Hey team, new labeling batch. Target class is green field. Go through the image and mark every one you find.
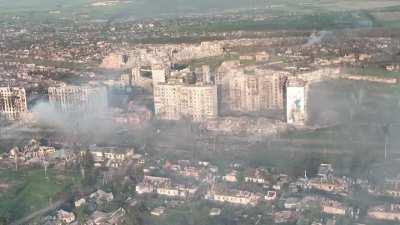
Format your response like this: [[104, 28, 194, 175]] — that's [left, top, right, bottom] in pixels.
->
[[0, 0, 282, 19], [0, 168, 79, 222], [186, 54, 239, 71], [179, 11, 380, 33]]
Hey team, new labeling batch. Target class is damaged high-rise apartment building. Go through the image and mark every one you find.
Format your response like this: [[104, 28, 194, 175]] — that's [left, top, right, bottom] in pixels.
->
[[0, 87, 28, 120], [216, 62, 289, 116], [285, 79, 307, 125], [154, 82, 218, 121], [153, 67, 218, 121], [48, 85, 108, 114]]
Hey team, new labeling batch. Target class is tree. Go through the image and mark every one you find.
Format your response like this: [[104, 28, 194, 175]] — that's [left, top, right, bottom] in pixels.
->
[[112, 177, 135, 202], [335, 216, 352, 225], [123, 206, 143, 225], [289, 152, 322, 178], [296, 203, 321, 225], [0, 216, 8, 225], [80, 149, 97, 186], [75, 205, 90, 224], [236, 169, 245, 185]]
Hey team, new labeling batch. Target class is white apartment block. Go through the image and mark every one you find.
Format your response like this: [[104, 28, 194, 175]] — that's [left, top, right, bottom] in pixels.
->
[[154, 83, 218, 121], [48, 85, 107, 113]]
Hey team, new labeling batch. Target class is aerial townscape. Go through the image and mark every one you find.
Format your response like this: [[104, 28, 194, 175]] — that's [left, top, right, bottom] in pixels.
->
[[2, 0, 400, 225]]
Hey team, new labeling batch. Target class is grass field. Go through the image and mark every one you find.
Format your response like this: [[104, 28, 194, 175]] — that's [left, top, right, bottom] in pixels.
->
[[179, 10, 380, 33], [186, 54, 239, 71], [0, 168, 79, 221]]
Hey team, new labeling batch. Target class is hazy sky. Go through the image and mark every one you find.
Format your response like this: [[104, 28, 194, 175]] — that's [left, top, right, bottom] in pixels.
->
[[0, 0, 269, 19]]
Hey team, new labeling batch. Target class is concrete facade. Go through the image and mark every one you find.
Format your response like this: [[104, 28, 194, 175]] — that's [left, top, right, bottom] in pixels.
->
[[0, 87, 27, 120], [154, 83, 218, 121]]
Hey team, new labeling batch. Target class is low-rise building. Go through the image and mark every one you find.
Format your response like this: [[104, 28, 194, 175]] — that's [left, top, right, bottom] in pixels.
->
[[244, 168, 270, 184], [156, 184, 198, 198], [84, 146, 134, 168], [273, 211, 298, 224], [209, 208, 221, 216], [302, 196, 347, 216], [223, 170, 238, 183], [273, 174, 290, 190], [136, 182, 155, 195], [255, 52, 270, 62], [8, 140, 58, 162], [370, 177, 400, 198], [90, 189, 114, 203], [368, 204, 400, 221], [56, 210, 75, 224], [309, 177, 349, 195], [90, 207, 126, 225], [321, 200, 346, 216], [265, 191, 277, 201], [284, 197, 300, 209], [151, 207, 166, 216], [166, 161, 201, 175], [179, 166, 202, 180], [136, 175, 198, 198], [317, 163, 334, 180], [74, 198, 86, 208], [205, 185, 262, 206]]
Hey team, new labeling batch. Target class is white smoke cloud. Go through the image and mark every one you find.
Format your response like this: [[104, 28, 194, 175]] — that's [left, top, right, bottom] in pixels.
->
[[304, 30, 333, 46]]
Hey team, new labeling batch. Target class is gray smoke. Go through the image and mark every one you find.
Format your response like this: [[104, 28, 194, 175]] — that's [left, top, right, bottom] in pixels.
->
[[305, 30, 333, 46], [0, 99, 118, 151]]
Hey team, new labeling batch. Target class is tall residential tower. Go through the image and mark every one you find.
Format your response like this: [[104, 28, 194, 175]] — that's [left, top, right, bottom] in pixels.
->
[[48, 85, 107, 113], [285, 79, 306, 125], [0, 87, 27, 120], [154, 82, 218, 121]]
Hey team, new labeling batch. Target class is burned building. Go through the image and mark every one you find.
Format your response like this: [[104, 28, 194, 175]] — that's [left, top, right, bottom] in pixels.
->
[[48, 85, 108, 114], [0, 87, 27, 120], [154, 81, 218, 121], [216, 64, 288, 115], [285, 78, 307, 125], [122, 63, 170, 91], [227, 69, 287, 113], [195, 64, 211, 84]]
